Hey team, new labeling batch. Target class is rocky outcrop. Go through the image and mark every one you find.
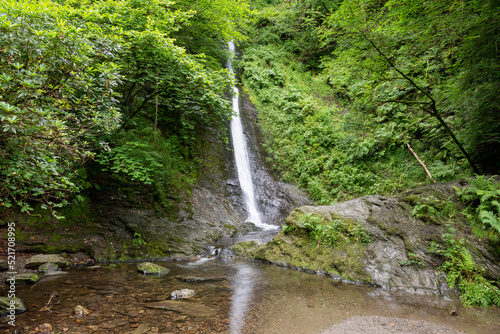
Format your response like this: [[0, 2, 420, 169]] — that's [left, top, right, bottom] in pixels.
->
[[237, 181, 500, 297]]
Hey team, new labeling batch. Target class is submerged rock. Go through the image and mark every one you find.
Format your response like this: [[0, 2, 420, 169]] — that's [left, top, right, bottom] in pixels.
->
[[74, 305, 91, 317], [175, 275, 226, 283], [5, 273, 40, 285], [171, 289, 196, 300], [0, 259, 8, 271], [137, 262, 170, 275], [43, 271, 70, 277], [247, 181, 500, 297], [0, 297, 27, 316], [144, 300, 217, 317]]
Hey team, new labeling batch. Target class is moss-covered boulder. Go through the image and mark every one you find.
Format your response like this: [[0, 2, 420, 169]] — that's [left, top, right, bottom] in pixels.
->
[[246, 181, 500, 298], [0, 297, 27, 316], [137, 262, 170, 275], [5, 273, 40, 285]]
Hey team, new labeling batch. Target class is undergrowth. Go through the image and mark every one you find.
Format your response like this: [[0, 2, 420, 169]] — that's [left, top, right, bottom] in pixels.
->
[[239, 15, 471, 205], [96, 118, 196, 208], [430, 226, 500, 307], [287, 212, 371, 246], [455, 176, 500, 244]]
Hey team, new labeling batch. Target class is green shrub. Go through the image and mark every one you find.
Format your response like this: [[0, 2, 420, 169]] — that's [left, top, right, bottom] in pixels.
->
[[455, 176, 500, 236], [295, 213, 371, 246], [431, 227, 500, 307]]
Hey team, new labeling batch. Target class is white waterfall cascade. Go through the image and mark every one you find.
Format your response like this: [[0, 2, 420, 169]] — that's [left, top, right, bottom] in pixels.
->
[[228, 41, 276, 231]]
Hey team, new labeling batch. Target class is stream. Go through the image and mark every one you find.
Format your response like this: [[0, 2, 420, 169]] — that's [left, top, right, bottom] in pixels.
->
[[4, 258, 500, 333]]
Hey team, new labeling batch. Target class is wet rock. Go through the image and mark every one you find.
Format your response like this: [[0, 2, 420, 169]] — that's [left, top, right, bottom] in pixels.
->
[[132, 323, 150, 334], [34, 323, 52, 333], [0, 297, 27, 316], [251, 181, 500, 297], [144, 300, 217, 317], [73, 305, 91, 317], [175, 275, 227, 283], [43, 271, 70, 277], [171, 289, 196, 300], [0, 259, 8, 271], [87, 265, 102, 270], [137, 262, 170, 275], [230, 240, 265, 259], [5, 273, 40, 285], [70, 252, 94, 266], [38, 262, 59, 273], [25, 254, 68, 269]]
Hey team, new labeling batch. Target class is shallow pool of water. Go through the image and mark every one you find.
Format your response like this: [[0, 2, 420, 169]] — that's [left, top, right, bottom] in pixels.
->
[[3, 259, 500, 333]]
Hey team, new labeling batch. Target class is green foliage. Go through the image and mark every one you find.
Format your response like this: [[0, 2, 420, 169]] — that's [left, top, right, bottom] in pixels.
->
[[171, 0, 252, 66], [1, 0, 247, 213], [399, 252, 425, 269], [431, 227, 500, 307], [282, 224, 296, 233], [411, 196, 457, 223], [132, 232, 146, 247], [455, 176, 500, 239], [319, 0, 500, 172], [96, 119, 193, 207], [240, 43, 436, 204], [0, 0, 121, 213], [240, 0, 485, 205], [297, 213, 371, 246]]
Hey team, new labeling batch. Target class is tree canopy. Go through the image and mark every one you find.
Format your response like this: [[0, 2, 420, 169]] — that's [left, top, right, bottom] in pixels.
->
[[0, 0, 251, 213]]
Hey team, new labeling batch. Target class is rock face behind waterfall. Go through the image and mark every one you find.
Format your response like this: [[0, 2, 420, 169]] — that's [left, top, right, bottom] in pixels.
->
[[238, 89, 310, 225], [237, 181, 500, 297], [0, 98, 309, 261]]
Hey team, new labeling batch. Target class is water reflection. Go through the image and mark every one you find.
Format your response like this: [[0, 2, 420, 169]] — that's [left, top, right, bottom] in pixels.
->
[[3, 260, 500, 334], [230, 262, 259, 333]]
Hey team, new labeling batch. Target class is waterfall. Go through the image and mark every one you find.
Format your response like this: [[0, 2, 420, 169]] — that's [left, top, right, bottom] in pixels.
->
[[228, 41, 276, 231]]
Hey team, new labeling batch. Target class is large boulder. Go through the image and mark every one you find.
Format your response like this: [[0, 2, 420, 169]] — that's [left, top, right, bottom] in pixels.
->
[[246, 181, 500, 297]]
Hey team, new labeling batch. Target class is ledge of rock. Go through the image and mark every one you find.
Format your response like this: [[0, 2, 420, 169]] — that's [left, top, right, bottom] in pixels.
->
[[237, 181, 500, 297]]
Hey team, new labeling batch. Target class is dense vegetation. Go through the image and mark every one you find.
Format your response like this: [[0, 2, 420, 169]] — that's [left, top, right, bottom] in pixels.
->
[[0, 0, 251, 214], [240, 0, 499, 204]]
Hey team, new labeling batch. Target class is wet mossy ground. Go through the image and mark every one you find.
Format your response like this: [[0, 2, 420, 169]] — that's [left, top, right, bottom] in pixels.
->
[[251, 227, 370, 282]]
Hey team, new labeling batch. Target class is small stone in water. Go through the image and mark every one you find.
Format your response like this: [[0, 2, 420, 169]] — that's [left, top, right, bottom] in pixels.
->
[[35, 323, 52, 333], [74, 305, 91, 317], [171, 289, 196, 300]]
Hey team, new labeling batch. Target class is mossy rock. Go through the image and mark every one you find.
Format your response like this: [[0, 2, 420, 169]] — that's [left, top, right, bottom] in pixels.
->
[[5, 273, 40, 285], [137, 262, 170, 275], [0, 297, 26, 316], [230, 240, 265, 259], [38, 262, 59, 273]]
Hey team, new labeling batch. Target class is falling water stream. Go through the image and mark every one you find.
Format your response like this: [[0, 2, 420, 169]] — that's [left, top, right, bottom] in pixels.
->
[[227, 41, 278, 333], [228, 41, 276, 231]]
